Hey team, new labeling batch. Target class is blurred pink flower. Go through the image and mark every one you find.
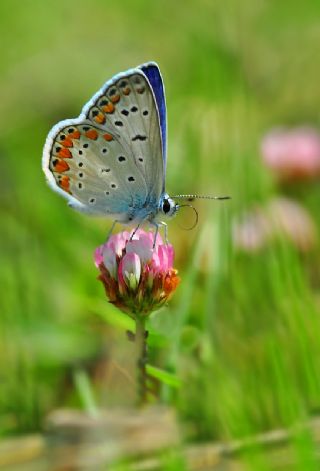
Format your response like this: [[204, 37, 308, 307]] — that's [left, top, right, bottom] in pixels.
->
[[233, 197, 316, 253], [94, 230, 180, 317], [261, 127, 320, 181]]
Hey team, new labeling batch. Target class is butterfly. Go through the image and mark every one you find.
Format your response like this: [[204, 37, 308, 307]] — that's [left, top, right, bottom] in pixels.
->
[[42, 62, 229, 242]]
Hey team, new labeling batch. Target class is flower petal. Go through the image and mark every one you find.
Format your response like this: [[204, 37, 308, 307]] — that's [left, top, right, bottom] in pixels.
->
[[107, 231, 130, 256], [118, 252, 141, 290], [94, 246, 104, 267], [126, 236, 153, 264], [261, 127, 320, 181], [166, 244, 174, 268], [103, 247, 118, 278]]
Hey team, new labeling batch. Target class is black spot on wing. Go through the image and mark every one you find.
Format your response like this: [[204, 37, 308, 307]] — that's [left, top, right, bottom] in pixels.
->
[[132, 135, 147, 142]]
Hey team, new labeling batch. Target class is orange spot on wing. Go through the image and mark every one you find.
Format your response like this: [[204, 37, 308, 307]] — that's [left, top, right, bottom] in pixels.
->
[[123, 87, 131, 95], [58, 148, 72, 158], [85, 129, 98, 140], [103, 133, 113, 141], [59, 175, 71, 192], [110, 94, 120, 104], [60, 138, 73, 147], [53, 159, 70, 173], [102, 103, 115, 113], [137, 87, 145, 94], [94, 112, 106, 124], [68, 130, 81, 139]]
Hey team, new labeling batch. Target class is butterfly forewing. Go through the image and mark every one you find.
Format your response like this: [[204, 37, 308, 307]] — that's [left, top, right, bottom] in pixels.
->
[[84, 71, 164, 202]]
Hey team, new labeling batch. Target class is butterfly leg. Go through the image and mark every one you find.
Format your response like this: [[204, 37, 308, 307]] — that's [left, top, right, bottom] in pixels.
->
[[162, 222, 169, 245], [105, 220, 118, 242], [149, 221, 161, 249], [129, 222, 142, 241]]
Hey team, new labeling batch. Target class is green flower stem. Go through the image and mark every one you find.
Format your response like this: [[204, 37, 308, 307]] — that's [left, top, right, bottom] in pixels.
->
[[135, 316, 148, 405]]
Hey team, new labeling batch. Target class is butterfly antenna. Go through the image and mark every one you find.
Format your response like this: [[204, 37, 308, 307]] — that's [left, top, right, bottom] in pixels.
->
[[178, 204, 199, 230], [173, 194, 231, 202]]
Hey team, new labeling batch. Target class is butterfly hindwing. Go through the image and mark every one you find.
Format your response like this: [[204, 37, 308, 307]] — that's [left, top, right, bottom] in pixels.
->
[[43, 120, 148, 217]]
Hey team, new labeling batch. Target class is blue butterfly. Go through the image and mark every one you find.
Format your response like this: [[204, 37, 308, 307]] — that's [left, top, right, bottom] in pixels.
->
[[42, 62, 228, 241]]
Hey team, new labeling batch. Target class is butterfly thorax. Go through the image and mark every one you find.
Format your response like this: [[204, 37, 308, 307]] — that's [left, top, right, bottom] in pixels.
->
[[122, 194, 160, 224], [118, 193, 177, 225]]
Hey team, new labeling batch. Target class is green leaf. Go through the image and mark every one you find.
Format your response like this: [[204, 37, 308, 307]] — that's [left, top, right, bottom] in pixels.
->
[[146, 365, 181, 389], [73, 368, 98, 418]]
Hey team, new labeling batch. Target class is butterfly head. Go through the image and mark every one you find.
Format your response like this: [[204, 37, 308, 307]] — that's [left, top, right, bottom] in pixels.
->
[[158, 193, 200, 230], [159, 193, 231, 229]]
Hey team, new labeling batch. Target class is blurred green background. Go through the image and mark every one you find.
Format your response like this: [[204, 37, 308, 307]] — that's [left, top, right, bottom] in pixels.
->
[[1, 0, 320, 468]]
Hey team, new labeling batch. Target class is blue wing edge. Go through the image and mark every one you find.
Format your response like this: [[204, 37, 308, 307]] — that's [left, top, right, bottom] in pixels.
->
[[139, 62, 167, 168]]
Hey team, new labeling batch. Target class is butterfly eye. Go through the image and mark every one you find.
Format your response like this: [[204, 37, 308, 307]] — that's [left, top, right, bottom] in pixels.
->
[[161, 197, 177, 217], [162, 199, 171, 214]]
